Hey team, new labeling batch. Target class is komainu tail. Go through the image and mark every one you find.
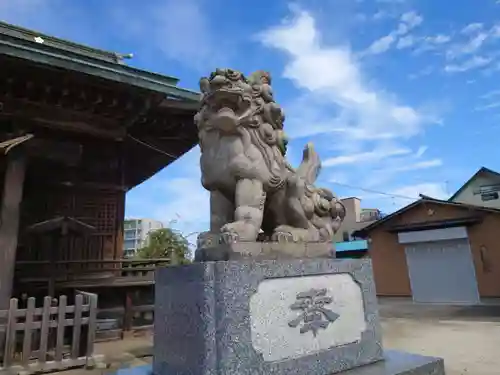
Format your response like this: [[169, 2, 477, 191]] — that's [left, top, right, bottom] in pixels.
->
[[296, 142, 321, 185]]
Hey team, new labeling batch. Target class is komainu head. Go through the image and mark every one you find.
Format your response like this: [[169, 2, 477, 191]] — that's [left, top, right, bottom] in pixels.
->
[[194, 68, 287, 152]]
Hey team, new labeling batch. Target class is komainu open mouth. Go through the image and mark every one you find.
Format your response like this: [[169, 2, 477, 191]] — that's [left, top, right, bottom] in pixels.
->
[[209, 88, 243, 112], [205, 86, 251, 133]]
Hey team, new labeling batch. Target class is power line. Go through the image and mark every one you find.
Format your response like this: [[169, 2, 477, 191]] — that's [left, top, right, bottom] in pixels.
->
[[127, 134, 177, 159], [330, 181, 419, 200], [124, 135, 445, 203]]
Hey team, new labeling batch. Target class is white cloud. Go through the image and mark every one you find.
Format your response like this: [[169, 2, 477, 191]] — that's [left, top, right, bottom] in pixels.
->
[[361, 182, 448, 214], [447, 32, 489, 59], [364, 10, 423, 55], [366, 34, 396, 54], [474, 100, 500, 111], [461, 23, 483, 35], [412, 34, 452, 54], [2, 0, 226, 72], [480, 89, 500, 99], [323, 148, 411, 167], [354, 13, 368, 23], [348, 182, 448, 213], [415, 145, 428, 158], [260, 8, 428, 147], [329, 171, 350, 184], [373, 10, 390, 21], [0, 0, 47, 17], [362, 150, 442, 188], [427, 34, 452, 44], [153, 0, 216, 65], [408, 66, 433, 79], [389, 158, 443, 172], [491, 24, 500, 38], [444, 56, 492, 73], [400, 11, 423, 29], [126, 147, 210, 239], [390, 183, 448, 202], [155, 177, 210, 235], [446, 22, 500, 60], [153, 147, 210, 236], [111, 0, 228, 71], [396, 35, 415, 49], [259, 6, 444, 207]]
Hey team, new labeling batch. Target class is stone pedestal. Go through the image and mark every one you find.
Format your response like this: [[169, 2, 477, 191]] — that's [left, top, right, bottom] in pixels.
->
[[194, 238, 333, 261], [195, 232, 335, 261], [153, 259, 445, 375]]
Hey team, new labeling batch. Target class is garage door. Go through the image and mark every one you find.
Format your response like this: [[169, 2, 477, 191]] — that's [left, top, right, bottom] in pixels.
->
[[405, 239, 480, 304]]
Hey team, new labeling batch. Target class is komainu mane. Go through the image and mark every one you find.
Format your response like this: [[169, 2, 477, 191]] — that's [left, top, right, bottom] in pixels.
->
[[194, 68, 346, 244]]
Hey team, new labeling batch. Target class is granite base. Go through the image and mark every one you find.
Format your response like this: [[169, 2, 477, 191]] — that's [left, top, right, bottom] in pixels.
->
[[154, 259, 384, 375], [153, 258, 446, 375], [113, 350, 444, 375]]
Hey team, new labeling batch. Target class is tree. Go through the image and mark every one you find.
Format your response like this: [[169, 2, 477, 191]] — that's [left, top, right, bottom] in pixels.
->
[[135, 227, 191, 264]]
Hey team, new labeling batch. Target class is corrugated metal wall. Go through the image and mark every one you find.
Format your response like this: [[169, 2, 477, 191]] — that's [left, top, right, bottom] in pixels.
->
[[405, 239, 480, 304]]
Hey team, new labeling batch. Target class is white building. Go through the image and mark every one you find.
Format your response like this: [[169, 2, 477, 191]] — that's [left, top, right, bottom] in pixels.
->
[[448, 167, 500, 209], [123, 218, 164, 258]]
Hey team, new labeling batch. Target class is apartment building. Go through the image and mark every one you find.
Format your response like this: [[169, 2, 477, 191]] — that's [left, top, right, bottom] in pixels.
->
[[123, 218, 164, 258], [333, 198, 382, 242], [333, 197, 383, 258]]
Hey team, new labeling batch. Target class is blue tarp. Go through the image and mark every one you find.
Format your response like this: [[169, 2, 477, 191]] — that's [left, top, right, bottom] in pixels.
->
[[335, 240, 368, 252], [113, 365, 152, 375]]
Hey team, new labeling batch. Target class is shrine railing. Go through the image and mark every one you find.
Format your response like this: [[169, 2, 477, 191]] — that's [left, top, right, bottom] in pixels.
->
[[13, 259, 171, 341], [14, 258, 171, 287], [0, 291, 102, 374]]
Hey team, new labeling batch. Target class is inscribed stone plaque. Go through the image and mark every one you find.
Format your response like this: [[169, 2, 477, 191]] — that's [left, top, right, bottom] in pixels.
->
[[250, 274, 366, 362], [154, 259, 385, 375]]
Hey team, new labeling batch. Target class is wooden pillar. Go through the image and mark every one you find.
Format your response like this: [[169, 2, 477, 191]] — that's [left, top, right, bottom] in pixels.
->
[[0, 153, 26, 310], [113, 141, 125, 260], [123, 290, 133, 336]]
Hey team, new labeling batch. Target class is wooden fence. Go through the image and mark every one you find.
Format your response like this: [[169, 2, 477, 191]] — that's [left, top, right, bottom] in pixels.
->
[[0, 291, 102, 374]]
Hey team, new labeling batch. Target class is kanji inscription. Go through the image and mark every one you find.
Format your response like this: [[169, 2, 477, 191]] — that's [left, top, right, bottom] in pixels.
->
[[288, 288, 339, 336]]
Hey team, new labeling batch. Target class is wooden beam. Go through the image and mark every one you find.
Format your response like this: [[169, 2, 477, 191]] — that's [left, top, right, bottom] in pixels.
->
[[0, 96, 125, 140], [54, 181, 128, 191], [158, 98, 200, 111], [25, 139, 82, 165], [0, 152, 26, 310]]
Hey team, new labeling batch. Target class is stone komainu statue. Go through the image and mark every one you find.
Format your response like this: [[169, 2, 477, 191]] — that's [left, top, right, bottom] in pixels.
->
[[194, 68, 346, 245]]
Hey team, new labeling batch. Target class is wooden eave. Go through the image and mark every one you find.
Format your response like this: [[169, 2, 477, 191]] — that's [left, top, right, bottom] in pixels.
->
[[124, 102, 199, 187], [386, 216, 483, 233], [0, 22, 202, 188], [0, 22, 200, 102]]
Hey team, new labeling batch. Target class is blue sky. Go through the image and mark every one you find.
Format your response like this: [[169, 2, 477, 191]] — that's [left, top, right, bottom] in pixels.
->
[[3, 0, 500, 239]]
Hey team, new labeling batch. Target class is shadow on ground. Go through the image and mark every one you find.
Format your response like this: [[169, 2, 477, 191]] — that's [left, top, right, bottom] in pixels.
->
[[378, 297, 500, 321]]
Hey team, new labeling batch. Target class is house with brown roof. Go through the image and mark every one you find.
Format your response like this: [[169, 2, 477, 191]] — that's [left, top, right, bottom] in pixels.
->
[[353, 168, 500, 304]]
